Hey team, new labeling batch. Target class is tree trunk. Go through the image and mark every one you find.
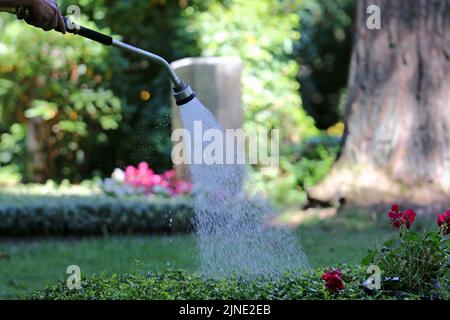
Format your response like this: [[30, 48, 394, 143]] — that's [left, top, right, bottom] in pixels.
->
[[26, 118, 48, 183], [309, 0, 450, 208]]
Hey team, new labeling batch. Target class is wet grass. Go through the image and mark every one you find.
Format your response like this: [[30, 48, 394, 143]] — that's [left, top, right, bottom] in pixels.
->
[[0, 208, 438, 299]]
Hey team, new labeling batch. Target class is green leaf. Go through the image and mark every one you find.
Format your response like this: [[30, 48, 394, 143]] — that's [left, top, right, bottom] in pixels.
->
[[361, 248, 377, 266], [0, 78, 14, 96], [58, 121, 88, 136], [25, 100, 58, 120], [382, 238, 396, 248]]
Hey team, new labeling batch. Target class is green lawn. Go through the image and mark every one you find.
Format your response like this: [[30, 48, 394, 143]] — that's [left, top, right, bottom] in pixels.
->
[[0, 208, 436, 299], [0, 235, 199, 299]]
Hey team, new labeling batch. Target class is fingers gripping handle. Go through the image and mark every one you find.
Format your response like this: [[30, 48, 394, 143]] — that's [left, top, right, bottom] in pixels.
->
[[9, 6, 113, 46], [63, 17, 113, 46]]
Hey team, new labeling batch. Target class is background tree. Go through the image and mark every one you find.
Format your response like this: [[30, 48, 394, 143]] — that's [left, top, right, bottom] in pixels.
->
[[310, 0, 450, 207]]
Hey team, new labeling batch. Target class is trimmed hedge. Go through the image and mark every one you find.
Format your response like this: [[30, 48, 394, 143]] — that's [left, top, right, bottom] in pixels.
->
[[0, 193, 194, 236], [30, 268, 448, 300]]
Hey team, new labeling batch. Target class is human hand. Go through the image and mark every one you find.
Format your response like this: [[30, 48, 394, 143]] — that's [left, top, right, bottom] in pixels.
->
[[24, 0, 66, 33]]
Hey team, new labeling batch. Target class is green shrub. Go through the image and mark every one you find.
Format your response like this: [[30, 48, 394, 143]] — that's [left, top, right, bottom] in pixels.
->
[[0, 15, 123, 182], [0, 193, 194, 236], [363, 227, 449, 296], [29, 267, 448, 300]]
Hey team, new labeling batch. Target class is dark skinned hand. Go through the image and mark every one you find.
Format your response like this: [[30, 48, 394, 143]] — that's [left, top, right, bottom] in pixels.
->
[[24, 0, 66, 33]]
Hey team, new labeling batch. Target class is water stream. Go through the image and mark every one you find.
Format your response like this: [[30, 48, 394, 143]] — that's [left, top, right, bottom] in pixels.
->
[[179, 97, 309, 278]]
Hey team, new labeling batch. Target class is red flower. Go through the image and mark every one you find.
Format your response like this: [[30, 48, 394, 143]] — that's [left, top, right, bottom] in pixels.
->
[[437, 210, 450, 235], [402, 209, 416, 229], [322, 269, 344, 292], [388, 205, 416, 229], [388, 204, 402, 228]]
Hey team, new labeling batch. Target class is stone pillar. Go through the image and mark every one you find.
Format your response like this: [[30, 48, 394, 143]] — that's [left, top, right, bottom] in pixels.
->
[[171, 57, 244, 180]]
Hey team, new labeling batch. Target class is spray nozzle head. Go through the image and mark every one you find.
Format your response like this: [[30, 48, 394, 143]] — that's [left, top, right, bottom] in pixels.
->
[[173, 81, 196, 106]]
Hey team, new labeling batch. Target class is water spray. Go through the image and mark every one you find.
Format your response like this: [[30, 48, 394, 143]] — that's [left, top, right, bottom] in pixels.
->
[[0, 6, 196, 106]]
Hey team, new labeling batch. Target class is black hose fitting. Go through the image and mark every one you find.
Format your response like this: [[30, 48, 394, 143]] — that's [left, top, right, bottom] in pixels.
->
[[173, 81, 196, 106]]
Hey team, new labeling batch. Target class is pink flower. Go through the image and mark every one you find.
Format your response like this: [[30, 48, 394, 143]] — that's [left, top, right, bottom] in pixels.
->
[[125, 166, 138, 186], [140, 172, 154, 188], [174, 181, 192, 195], [138, 162, 149, 172], [150, 174, 162, 185], [121, 163, 191, 197], [163, 169, 176, 180]]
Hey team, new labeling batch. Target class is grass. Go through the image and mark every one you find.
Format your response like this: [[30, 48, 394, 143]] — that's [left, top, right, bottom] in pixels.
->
[[0, 207, 438, 299], [298, 208, 395, 266], [0, 235, 198, 299]]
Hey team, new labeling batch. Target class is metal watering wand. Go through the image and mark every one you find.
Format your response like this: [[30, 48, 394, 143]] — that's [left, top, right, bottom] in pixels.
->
[[0, 6, 196, 106]]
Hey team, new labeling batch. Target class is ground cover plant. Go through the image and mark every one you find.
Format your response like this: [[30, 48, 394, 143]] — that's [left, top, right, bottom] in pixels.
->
[[30, 266, 449, 300]]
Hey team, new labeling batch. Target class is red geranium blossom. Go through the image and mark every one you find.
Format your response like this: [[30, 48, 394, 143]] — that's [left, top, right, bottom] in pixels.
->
[[437, 210, 450, 235], [402, 209, 416, 229], [322, 269, 345, 292], [388, 204, 403, 228], [388, 204, 416, 229]]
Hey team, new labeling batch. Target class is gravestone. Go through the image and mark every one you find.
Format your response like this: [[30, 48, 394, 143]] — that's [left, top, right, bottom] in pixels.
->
[[171, 57, 244, 180]]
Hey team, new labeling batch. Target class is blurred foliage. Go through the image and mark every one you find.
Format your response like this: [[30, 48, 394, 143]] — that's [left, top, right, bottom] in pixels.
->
[[296, 0, 355, 129], [186, 0, 317, 137], [249, 134, 340, 206], [0, 14, 122, 182], [69, 0, 203, 175], [0, 123, 26, 184]]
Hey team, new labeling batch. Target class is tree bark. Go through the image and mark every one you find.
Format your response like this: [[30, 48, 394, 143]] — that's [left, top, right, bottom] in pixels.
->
[[309, 0, 450, 207]]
